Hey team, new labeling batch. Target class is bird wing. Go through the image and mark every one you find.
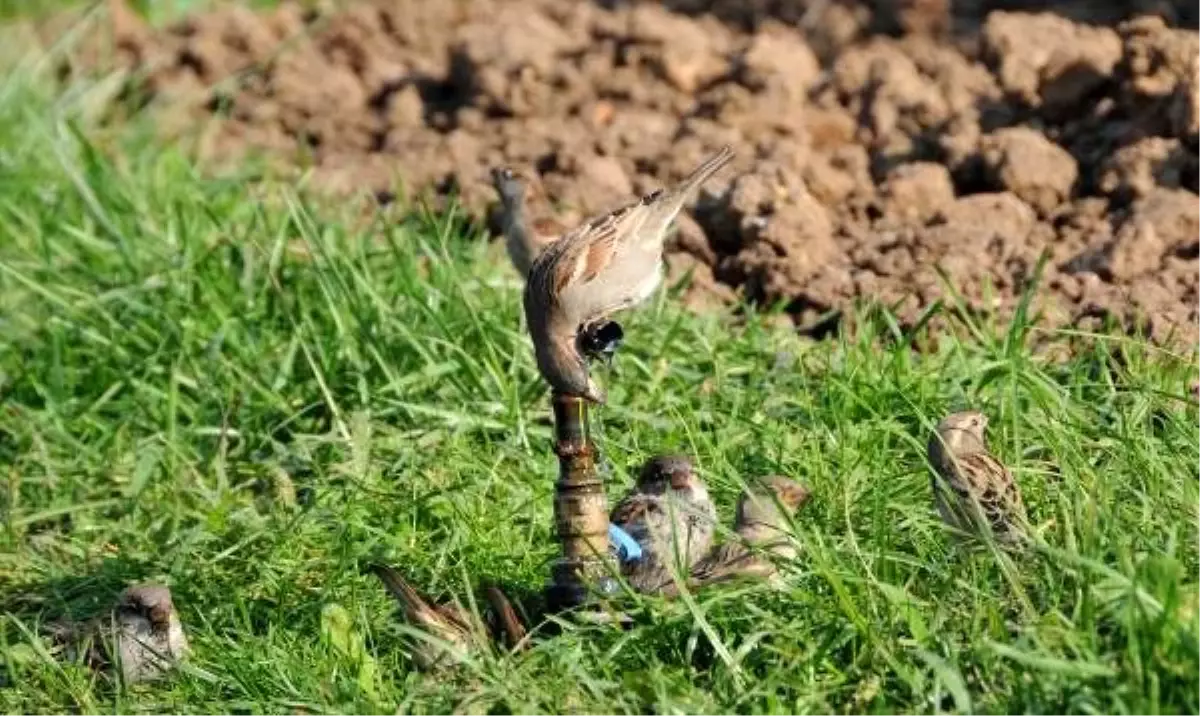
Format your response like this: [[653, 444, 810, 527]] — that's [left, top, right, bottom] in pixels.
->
[[949, 452, 1027, 539], [370, 564, 473, 636], [549, 204, 642, 295], [483, 585, 527, 651], [525, 189, 671, 326], [653, 540, 776, 597], [524, 214, 619, 317], [960, 452, 1022, 507], [530, 216, 567, 245], [609, 492, 657, 531], [689, 542, 755, 583]]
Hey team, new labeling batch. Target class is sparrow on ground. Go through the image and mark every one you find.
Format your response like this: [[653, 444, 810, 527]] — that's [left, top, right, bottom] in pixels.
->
[[658, 475, 811, 595], [523, 146, 735, 402], [609, 455, 719, 593], [490, 167, 568, 279], [52, 583, 189, 684], [927, 410, 1029, 546], [368, 563, 526, 671]]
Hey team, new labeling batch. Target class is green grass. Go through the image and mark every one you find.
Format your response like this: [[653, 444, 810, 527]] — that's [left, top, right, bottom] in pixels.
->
[[0, 0, 283, 24], [1, 22, 1198, 716]]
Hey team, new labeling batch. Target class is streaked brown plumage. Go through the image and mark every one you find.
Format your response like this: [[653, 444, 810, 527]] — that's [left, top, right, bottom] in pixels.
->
[[658, 475, 811, 595], [368, 564, 526, 672], [523, 146, 735, 402], [52, 583, 189, 684], [927, 410, 1029, 546], [491, 167, 568, 278], [609, 455, 718, 593]]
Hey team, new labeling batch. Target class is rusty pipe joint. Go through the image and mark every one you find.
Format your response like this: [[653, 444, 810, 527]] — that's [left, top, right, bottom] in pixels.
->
[[545, 392, 619, 611]]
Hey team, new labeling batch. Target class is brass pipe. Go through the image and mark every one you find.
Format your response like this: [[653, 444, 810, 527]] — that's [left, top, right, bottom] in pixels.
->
[[545, 392, 619, 611]]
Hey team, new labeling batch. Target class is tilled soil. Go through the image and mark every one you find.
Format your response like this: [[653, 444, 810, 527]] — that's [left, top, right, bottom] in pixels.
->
[[56, 0, 1200, 346]]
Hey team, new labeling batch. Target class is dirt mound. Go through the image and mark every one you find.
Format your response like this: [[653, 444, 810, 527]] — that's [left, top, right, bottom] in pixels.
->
[[58, 0, 1199, 346]]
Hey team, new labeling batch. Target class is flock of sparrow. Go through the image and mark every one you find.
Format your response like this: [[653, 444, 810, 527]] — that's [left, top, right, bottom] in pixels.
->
[[367, 145, 1031, 669], [365, 406, 1027, 672], [44, 147, 1031, 681]]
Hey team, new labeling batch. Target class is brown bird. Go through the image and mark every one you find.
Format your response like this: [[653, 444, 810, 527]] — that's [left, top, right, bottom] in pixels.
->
[[659, 475, 811, 595], [491, 167, 627, 368], [490, 167, 568, 279], [927, 410, 1029, 546], [523, 146, 735, 403], [609, 455, 719, 593], [368, 564, 526, 671], [52, 583, 190, 684]]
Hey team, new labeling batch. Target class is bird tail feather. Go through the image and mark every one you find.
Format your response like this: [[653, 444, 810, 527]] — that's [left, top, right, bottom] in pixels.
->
[[369, 563, 443, 628], [651, 145, 735, 221], [483, 584, 527, 650]]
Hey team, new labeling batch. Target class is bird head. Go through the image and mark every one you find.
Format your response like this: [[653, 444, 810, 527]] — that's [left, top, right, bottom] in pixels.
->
[[933, 410, 990, 453], [637, 454, 705, 500], [736, 475, 810, 531], [545, 337, 606, 403], [119, 584, 176, 632], [490, 166, 527, 207], [524, 280, 607, 404]]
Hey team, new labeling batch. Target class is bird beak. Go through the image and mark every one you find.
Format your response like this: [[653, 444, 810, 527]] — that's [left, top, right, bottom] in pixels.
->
[[584, 379, 607, 404], [668, 471, 692, 490], [784, 486, 812, 511], [148, 604, 171, 630]]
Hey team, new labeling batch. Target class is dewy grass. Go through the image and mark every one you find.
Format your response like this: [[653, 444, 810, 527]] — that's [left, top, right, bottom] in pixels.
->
[[1, 24, 1198, 716]]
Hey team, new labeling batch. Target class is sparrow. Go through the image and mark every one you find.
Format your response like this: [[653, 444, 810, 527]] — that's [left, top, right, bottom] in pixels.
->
[[490, 166, 568, 279], [609, 455, 718, 593], [492, 167, 628, 369], [52, 583, 189, 684], [368, 563, 526, 671], [658, 475, 811, 595], [523, 145, 735, 402], [927, 410, 1029, 546]]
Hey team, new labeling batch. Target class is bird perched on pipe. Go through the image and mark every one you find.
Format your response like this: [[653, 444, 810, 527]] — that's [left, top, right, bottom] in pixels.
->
[[522, 145, 735, 403], [492, 166, 626, 368], [609, 454, 718, 593], [51, 583, 189, 684], [656, 475, 811, 596], [927, 410, 1029, 547], [367, 563, 526, 672]]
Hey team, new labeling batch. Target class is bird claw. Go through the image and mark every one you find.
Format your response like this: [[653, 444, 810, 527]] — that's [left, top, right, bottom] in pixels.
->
[[577, 320, 625, 366]]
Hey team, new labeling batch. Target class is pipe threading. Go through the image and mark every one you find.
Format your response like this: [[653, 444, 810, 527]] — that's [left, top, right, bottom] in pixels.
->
[[547, 392, 618, 610]]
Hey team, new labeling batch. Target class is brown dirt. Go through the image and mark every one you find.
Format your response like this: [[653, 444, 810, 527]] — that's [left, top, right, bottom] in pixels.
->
[[54, 0, 1200, 347]]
